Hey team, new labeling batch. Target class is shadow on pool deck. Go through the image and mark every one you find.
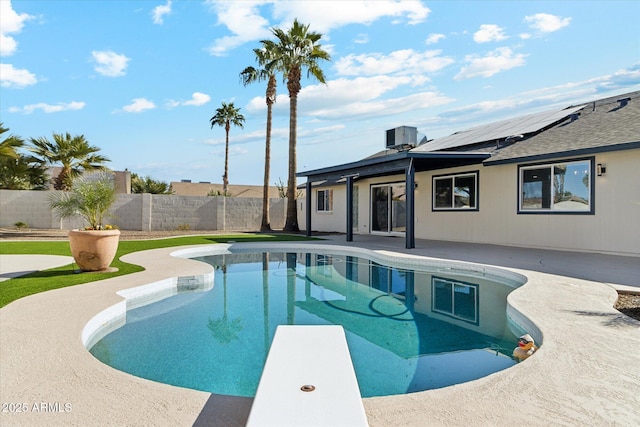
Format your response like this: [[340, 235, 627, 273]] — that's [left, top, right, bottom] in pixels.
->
[[192, 394, 252, 427]]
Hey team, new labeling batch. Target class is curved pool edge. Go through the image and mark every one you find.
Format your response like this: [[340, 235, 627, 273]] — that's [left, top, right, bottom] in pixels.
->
[[2, 241, 639, 426], [83, 242, 532, 353]]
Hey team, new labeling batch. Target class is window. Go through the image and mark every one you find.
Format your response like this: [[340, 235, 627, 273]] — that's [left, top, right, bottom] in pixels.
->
[[433, 171, 478, 210], [432, 277, 479, 324], [316, 254, 333, 277], [316, 189, 333, 212], [519, 159, 593, 213], [369, 261, 408, 298]]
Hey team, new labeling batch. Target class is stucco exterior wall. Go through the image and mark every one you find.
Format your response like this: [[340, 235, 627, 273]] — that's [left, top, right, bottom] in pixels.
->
[[300, 149, 640, 256], [0, 191, 286, 232]]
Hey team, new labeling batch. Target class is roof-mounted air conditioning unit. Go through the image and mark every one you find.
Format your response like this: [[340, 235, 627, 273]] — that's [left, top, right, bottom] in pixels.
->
[[386, 126, 417, 149]]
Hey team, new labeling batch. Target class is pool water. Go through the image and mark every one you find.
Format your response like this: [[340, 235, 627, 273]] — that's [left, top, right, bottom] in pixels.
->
[[90, 251, 520, 397]]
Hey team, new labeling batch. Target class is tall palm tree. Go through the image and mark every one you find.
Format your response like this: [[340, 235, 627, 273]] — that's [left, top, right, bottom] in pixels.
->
[[240, 47, 280, 231], [209, 102, 245, 195], [28, 132, 110, 190], [265, 19, 330, 232]]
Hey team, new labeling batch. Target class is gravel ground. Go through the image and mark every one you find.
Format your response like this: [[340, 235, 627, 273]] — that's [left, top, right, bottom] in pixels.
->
[[2, 227, 639, 321]]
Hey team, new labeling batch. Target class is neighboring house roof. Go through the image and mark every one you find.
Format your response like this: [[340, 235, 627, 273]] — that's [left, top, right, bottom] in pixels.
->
[[170, 181, 280, 198], [298, 90, 640, 182]]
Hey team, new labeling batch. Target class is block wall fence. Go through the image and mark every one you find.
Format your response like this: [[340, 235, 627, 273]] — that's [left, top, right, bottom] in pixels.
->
[[0, 190, 287, 231]]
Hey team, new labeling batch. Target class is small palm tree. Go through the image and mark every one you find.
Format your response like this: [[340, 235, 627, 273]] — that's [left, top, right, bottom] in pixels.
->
[[209, 102, 245, 195], [0, 154, 48, 190], [0, 123, 23, 160], [240, 46, 281, 231], [50, 173, 117, 230], [131, 173, 173, 194], [265, 19, 330, 231], [28, 132, 110, 191], [0, 123, 47, 190]]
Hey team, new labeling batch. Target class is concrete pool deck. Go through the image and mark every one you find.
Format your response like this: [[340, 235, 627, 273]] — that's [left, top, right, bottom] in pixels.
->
[[1, 234, 639, 426]]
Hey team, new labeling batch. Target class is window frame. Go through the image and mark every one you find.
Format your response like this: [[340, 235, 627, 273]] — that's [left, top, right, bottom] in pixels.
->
[[370, 181, 407, 235], [432, 170, 479, 211], [431, 276, 479, 325], [517, 157, 595, 215], [316, 188, 333, 213]]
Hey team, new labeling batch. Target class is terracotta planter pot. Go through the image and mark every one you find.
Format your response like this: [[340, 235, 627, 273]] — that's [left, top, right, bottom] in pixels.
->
[[68, 229, 120, 272]]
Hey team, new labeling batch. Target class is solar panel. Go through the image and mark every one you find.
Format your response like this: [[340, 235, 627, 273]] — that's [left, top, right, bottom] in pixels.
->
[[413, 105, 586, 152]]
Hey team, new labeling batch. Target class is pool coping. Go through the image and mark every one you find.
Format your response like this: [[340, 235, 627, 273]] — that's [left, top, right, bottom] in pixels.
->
[[1, 240, 639, 426]]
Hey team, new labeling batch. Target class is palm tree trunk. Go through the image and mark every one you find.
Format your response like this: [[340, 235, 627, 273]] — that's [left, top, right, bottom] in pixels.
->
[[261, 103, 273, 231], [55, 165, 72, 191], [284, 93, 299, 232], [223, 125, 230, 194]]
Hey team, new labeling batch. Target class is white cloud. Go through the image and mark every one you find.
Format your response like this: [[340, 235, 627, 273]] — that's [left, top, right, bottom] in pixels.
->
[[519, 33, 532, 40], [335, 49, 454, 76], [0, 0, 33, 56], [425, 33, 445, 45], [0, 63, 37, 88], [204, 0, 430, 55], [270, 0, 431, 31], [152, 0, 172, 24], [354, 33, 369, 44], [183, 92, 211, 106], [473, 24, 508, 43], [205, 1, 272, 56], [248, 74, 452, 123], [167, 92, 212, 108], [91, 50, 130, 77], [455, 47, 526, 79], [304, 89, 452, 120], [8, 101, 85, 114], [122, 98, 156, 113], [524, 13, 571, 33]]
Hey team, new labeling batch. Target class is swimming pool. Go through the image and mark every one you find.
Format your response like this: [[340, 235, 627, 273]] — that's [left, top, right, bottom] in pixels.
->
[[88, 245, 527, 398]]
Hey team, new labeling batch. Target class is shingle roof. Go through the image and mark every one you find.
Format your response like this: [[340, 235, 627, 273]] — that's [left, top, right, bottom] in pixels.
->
[[485, 90, 640, 164]]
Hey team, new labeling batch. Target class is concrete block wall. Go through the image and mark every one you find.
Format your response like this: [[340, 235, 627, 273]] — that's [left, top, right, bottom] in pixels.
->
[[110, 194, 145, 230], [268, 198, 286, 230], [149, 195, 218, 231], [0, 190, 287, 232], [0, 189, 57, 229]]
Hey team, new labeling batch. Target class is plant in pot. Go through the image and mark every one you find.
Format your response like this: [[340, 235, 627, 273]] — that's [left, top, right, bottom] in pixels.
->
[[50, 173, 120, 272]]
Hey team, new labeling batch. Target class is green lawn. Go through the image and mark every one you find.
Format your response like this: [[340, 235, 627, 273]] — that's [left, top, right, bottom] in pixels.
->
[[0, 233, 317, 308]]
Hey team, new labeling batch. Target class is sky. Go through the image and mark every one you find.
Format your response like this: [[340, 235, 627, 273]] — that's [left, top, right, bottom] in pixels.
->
[[1, 0, 639, 187]]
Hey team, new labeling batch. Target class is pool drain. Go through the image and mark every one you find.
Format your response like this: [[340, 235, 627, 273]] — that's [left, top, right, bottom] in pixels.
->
[[300, 384, 316, 392]]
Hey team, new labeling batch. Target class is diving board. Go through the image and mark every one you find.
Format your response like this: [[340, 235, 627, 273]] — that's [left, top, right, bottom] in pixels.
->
[[246, 325, 369, 427]]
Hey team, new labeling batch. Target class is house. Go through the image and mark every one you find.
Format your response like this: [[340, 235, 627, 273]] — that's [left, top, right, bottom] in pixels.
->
[[47, 167, 131, 194], [297, 91, 640, 256], [170, 181, 280, 198]]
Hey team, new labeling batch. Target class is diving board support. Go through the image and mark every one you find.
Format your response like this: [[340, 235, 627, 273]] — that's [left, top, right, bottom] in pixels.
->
[[246, 325, 369, 427]]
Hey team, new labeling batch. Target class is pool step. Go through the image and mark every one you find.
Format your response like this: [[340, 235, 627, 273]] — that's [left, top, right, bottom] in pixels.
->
[[246, 325, 369, 427]]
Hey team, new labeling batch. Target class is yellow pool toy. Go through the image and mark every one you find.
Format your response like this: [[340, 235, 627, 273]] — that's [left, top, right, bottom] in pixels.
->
[[513, 334, 537, 361]]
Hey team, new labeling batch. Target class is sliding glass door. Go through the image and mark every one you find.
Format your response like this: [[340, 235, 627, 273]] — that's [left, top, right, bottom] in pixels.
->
[[371, 183, 406, 234]]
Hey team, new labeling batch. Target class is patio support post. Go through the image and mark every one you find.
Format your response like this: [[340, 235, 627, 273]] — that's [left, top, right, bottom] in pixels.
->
[[305, 181, 312, 237], [405, 159, 415, 249], [346, 175, 354, 242]]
